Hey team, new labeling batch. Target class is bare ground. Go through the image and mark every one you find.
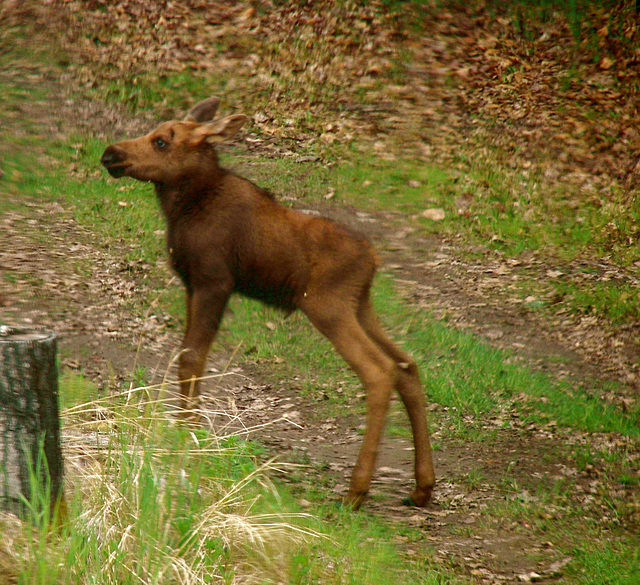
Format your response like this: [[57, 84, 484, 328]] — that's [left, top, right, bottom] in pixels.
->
[[3, 173, 630, 584], [1, 54, 639, 585]]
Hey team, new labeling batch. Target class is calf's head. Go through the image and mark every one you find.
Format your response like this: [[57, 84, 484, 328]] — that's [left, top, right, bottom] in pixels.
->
[[101, 96, 247, 186]]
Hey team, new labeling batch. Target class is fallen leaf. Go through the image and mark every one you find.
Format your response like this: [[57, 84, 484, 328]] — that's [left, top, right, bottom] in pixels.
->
[[422, 208, 445, 221], [599, 57, 615, 70], [546, 557, 572, 576], [517, 571, 542, 582]]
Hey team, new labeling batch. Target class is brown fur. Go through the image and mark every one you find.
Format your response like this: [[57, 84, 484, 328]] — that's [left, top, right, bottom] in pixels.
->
[[101, 97, 435, 509]]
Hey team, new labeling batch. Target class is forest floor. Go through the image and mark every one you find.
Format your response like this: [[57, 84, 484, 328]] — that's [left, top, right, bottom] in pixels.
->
[[1, 1, 639, 583]]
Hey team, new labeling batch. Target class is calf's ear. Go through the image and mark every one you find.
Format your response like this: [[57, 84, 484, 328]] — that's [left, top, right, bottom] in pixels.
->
[[193, 115, 248, 144], [183, 97, 221, 123]]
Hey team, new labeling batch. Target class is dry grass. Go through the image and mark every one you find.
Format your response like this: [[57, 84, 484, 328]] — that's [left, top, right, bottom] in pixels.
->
[[0, 381, 324, 585]]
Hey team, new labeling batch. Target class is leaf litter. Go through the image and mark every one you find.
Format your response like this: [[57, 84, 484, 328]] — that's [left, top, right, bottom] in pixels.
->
[[1, 1, 639, 583]]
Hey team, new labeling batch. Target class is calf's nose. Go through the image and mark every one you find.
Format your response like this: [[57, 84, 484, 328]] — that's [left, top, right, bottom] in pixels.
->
[[101, 146, 120, 167]]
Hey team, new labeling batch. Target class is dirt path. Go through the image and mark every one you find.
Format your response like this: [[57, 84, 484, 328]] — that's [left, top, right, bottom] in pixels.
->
[[1, 53, 638, 585], [2, 172, 635, 584]]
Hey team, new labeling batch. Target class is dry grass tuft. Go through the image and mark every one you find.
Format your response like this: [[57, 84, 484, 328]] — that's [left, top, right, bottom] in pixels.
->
[[0, 382, 323, 584]]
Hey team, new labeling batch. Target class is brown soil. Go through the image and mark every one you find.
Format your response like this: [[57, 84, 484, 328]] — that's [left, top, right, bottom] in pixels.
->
[[1, 13, 639, 584], [4, 185, 633, 583]]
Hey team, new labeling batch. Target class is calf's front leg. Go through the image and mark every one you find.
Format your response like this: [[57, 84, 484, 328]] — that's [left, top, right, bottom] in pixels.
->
[[177, 285, 231, 416]]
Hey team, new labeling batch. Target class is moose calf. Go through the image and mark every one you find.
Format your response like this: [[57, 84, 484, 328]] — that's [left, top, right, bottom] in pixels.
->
[[101, 97, 435, 509]]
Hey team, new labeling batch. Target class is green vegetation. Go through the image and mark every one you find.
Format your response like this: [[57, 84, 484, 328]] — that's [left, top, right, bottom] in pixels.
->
[[1, 2, 639, 583], [3, 102, 636, 583], [9, 135, 637, 437], [4, 379, 459, 585]]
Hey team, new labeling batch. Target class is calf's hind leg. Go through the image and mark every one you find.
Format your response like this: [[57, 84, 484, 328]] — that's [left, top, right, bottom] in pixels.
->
[[357, 297, 435, 506], [301, 296, 400, 509]]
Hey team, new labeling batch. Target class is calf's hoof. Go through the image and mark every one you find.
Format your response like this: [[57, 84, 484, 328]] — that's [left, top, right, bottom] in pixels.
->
[[402, 485, 433, 507], [341, 492, 367, 511], [175, 405, 205, 427]]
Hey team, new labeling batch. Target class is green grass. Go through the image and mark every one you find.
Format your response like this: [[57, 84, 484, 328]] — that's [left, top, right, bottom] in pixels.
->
[[567, 541, 640, 585], [5, 124, 637, 439], [552, 280, 640, 323], [58, 370, 100, 410], [322, 155, 639, 265], [2, 19, 639, 585], [12, 381, 295, 584], [103, 70, 222, 114], [3, 373, 466, 585], [376, 274, 637, 437]]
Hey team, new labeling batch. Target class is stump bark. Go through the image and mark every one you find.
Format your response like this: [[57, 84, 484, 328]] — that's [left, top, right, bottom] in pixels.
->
[[0, 326, 64, 516]]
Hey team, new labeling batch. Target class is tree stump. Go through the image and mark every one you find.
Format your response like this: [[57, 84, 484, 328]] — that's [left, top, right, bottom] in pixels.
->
[[0, 326, 64, 517]]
